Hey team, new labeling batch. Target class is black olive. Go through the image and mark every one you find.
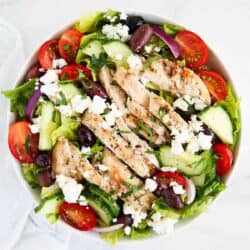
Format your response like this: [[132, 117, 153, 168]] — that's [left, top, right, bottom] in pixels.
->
[[117, 214, 133, 226], [161, 187, 184, 210], [121, 15, 145, 34], [35, 152, 51, 167], [77, 126, 96, 147], [37, 169, 54, 187]]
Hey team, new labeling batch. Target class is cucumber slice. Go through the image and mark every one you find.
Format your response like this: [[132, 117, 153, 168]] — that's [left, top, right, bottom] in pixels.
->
[[199, 106, 234, 144], [191, 174, 206, 186], [39, 102, 60, 150], [41, 183, 60, 199], [86, 184, 120, 217], [158, 146, 212, 176], [85, 193, 113, 225], [81, 39, 104, 57], [103, 41, 132, 67], [59, 83, 82, 101]]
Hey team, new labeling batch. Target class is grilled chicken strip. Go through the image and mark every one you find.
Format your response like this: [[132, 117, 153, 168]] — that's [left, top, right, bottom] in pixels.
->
[[141, 59, 211, 105], [114, 67, 190, 131], [82, 111, 156, 177]]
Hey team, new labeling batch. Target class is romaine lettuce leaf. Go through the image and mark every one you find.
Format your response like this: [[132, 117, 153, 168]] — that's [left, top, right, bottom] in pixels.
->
[[100, 229, 124, 245], [216, 84, 240, 145], [130, 227, 151, 240], [2, 79, 36, 118], [21, 163, 40, 189]]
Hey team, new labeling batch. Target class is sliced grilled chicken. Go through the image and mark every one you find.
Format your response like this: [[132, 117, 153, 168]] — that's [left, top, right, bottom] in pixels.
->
[[52, 137, 112, 192], [125, 114, 168, 145], [141, 59, 211, 105], [99, 66, 127, 114], [114, 67, 190, 131], [82, 111, 156, 177]]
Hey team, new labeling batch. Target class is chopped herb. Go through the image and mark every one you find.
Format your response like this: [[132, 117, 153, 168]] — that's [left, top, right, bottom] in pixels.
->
[[160, 91, 174, 104], [63, 43, 71, 51], [102, 107, 112, 115], [121, 182, 144, 198], [116, 129, 131, 135], [137, 121, 155, 142], [81, 81, 93, 89], [56, 91, 68, 105], [158, 107, 166, 121], [89, 52, 108, 72], [143, 55, 162, 70], [150, 115, 156, 122], [110, 80, 118, 86], [130, 172, 136, 179], [24, 135, 31, 155], [109, 190, 116, 196], [52, 110, 57, 123]]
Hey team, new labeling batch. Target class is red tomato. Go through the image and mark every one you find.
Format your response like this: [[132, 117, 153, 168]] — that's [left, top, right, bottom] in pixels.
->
[[153, 171, 186, 189], [38, 39, 59, 69], [59, 64, 91, 80], [196, 69, 228, 101], [213, 143, 233, 177], [8, 121, 38, 163], [59, 202, 96, 231], [58, 29, 82, 63], [175, 30, 208, 68]]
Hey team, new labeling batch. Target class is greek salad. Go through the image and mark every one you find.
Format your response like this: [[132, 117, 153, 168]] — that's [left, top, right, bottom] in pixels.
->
[[2, 10, 240, 244]]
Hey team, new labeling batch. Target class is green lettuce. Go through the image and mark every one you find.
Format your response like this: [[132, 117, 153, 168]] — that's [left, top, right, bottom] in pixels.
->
[[216, 84, 240, 145], [2, 79, 36, 118], [100, 229, 124, 245], [162, 22, 184, 36], [130, 227, 151, 240], [21, 163, 40, 189], [51, 117, 80, 146]]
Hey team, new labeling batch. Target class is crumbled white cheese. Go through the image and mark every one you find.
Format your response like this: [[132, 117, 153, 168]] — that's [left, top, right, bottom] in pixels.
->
[[197, 132, 212, 150], [154, 46, 161, 53], [174, 128, 192, 144], [173, 97, 189, 111], [97, 164, 108, 172], [81, 146, 91, 155], [40, 83, 60, 102], [119, 12, 128, 20], [148, 212, 177, 234], [71, 95, 91, 114], [170, 139, 184, 155], [101, 103, 123, 129], [102, 23, 130, 42], [112, 218, 118, 223], [189, 115, 203, 133], [186, 139, 200, 154], [124, 226, 131, 236], [78, 195, 88, 206], [127, 54, 143, 72], [39, 68, 45, 73], [39, 70, 59, 85], [56, 104, 73, 117], [28, 124, 40, 134], [88, 95, 107, 115], [123, 205, 147, 227], [192, 98, 207, 111], [52, 58, 67, 69], [161, 166, 177, 172], [170, 181, 186, 195], [144, 45, 152, 54], [56, 175, 83, 203], [145, 178, 158, 192]]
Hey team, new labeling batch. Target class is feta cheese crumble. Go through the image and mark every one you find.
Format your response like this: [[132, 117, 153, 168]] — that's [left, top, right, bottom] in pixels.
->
[[127, 54, 143, 72], [56, 175, 83, 203], [123, 205, 147, 227], [40, 83, 60, 102], [78, 195, 88, 206], [28, 124, 40, 134], [173, 97, 189, 111], [81, 146, 91, 155], [170, 181, 186, 195], [197, 132, 212, 150], [56, 104, 73, 117], [101, 103, 123, 129], [88, 95, 107, 115], [97, 164, 108, 172], [102, 23, 130, 42], [52, 58, 67, 69], [148, 212, 177, 234], [145, 178, 158, 192], [71, 95, 91, 114], [119, 12, 128, 20], [124, 226, 131, 236], [144, 45, 152, 54], [161, 166, 177, 172], [40, 70, 59, 85]]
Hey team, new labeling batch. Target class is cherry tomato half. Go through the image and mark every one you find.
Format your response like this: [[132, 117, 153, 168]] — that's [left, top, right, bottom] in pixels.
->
[[58, 29, 82, 63], [8, 121, 38, 163], [213, 143, 233, 177], [59, 202, 96, 231], [59, 64, 91, 80], [175, 30, 208, 68], [196, 69, 228, 101], [38, 39, 59, 69], [153, 171, 186, 189]]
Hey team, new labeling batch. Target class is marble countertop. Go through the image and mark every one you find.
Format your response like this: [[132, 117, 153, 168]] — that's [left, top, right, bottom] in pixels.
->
[[0, 0, 250, 249]]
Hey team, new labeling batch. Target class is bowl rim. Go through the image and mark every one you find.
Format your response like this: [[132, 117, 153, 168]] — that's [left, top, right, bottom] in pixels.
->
[[6, 8, 242, 244]]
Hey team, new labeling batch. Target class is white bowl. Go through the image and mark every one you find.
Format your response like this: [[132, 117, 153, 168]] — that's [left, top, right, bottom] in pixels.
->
[[7, 10, 241, 244]]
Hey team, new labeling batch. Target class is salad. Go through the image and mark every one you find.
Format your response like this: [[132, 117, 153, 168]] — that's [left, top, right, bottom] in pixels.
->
[[2, 10, 240, 244]]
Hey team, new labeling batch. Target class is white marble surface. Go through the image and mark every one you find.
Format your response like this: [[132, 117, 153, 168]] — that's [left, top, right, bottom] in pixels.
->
[[0, 0, 250, 249]]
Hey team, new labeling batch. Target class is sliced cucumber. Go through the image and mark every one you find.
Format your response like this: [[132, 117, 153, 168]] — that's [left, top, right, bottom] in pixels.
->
[[41, 183, 60, 199], [85, 193, 113, 225], [158, 146, 212, 176], [103, 41, 132, 67], [81, 39, 104, 58], [86, 184, 120, 217], [39, 102, 60, 150], [59, 83, 82, 101], [199, 106, 234, 144]]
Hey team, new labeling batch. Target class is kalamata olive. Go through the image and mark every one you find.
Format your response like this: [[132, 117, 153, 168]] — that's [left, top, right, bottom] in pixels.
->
[[37, 169, 53, 187], [121, 15, 145, 34], [35, 152, 51, 167], [161, 187, 184, 210], [129, 24, 153, 53], [117, 214, 133, 226], [25, 63, 43, 81], [82, 80, 108, 99], [77, 125, 96, 147]]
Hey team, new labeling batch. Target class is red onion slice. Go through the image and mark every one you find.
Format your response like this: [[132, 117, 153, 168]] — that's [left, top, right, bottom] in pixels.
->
[[25, 88, 42, 121], [185, 177, 196, 204], [151, 24, 180, 58], [93, 224, 124, 233]]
